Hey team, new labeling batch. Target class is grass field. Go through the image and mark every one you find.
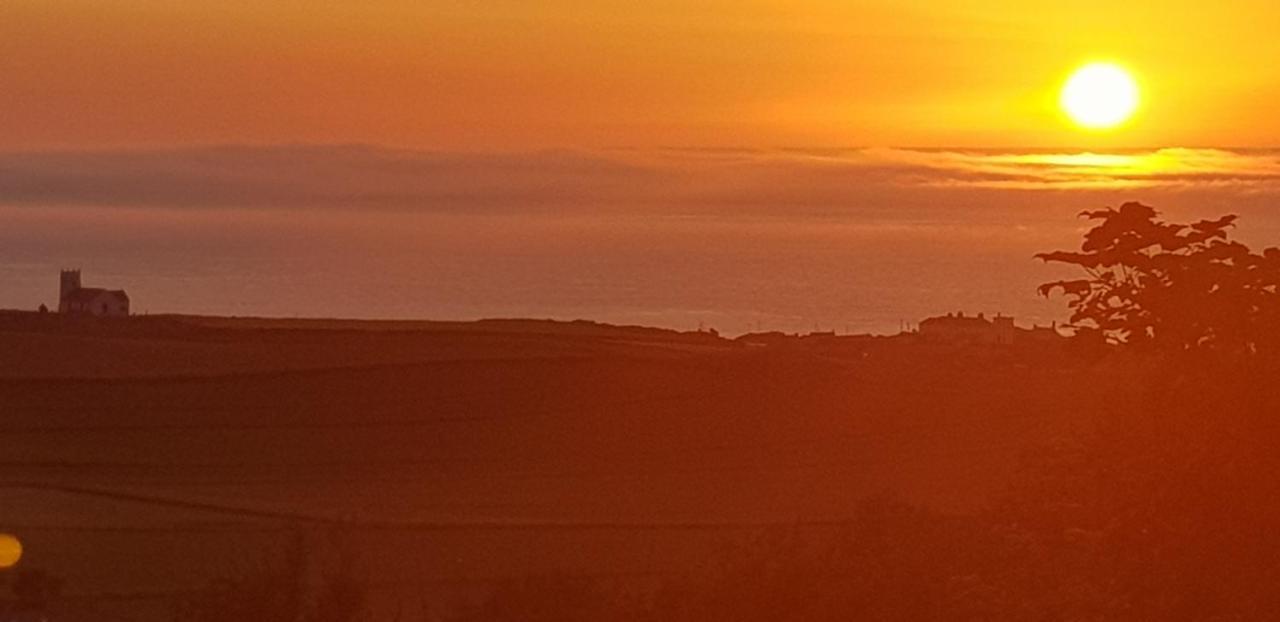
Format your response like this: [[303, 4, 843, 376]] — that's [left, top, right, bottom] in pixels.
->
[[0, 312, 1105, 621]]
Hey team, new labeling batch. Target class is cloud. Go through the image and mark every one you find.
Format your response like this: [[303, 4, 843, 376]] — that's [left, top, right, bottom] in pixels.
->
[[0, 145, 663, 210], [872, 148, 1280, 189], [1, 144, 1278, 215]]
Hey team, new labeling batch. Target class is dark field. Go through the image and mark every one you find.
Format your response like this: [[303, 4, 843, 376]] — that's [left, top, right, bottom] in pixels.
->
[[1, 312, 1275, 621]]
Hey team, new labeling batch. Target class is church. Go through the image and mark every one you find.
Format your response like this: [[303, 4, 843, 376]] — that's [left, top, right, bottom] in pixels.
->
[[58, 270, 130, 317]]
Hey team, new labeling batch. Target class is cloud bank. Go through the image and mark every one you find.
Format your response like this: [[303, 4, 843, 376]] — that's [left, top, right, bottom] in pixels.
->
[[1, 145, 1278, 215]]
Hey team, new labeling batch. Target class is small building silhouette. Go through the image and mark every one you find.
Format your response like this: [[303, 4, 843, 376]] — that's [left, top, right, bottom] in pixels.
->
[[58, 270, 129, 317], [918, 311, 1016, 345], [919, 311, 1063, 346]]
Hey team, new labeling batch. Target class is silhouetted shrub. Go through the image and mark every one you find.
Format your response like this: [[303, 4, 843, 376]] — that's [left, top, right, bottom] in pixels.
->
[[178, 529, 367, 622], [1037, 202, 1280, 353], [642, 499, 996, 622], [446, 572, 622, 622], [0, 568, 63, 620]]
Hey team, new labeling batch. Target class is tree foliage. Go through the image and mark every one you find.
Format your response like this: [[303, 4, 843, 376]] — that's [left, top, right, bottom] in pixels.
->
[[1036, 201, 1280, 352], [178, 529, 367, 622]]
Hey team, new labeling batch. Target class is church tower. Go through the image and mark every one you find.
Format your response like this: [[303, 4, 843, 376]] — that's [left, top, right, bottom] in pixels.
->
[[60, 269, 81, 303]]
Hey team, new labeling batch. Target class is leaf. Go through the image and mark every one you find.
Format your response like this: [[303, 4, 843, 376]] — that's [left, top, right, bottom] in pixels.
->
[[1035, 251, 1091, 265], [1037, 203, 1278, 353], [1191, 214, 1237, 232]]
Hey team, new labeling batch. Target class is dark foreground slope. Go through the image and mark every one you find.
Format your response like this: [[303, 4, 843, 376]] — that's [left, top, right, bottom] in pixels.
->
[[0, 313, 1163, 621]]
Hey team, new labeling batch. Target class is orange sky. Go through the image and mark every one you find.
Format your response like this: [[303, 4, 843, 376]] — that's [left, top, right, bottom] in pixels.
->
[[2, 1, 1279, 150]]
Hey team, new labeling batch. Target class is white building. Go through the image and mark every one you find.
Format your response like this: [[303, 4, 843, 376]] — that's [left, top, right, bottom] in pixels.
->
[[58, 270, 130, 317]]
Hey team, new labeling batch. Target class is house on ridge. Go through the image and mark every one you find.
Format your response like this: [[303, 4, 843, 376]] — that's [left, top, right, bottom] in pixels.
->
[[918, 311, 1017, 345]]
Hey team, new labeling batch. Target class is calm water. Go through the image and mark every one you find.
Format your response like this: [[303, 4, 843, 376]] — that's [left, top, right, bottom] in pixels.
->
[[0, 207, 1080, 336]]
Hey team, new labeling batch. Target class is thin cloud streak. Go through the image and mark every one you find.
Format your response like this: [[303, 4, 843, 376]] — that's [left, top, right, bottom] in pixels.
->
[[1, 145, 1278, 212]]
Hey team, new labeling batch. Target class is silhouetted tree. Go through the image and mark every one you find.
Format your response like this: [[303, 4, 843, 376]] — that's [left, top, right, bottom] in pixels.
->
[[1036, 202, 1280, 353], [0, 568, 62, 621], [178, 529, 367, 622]]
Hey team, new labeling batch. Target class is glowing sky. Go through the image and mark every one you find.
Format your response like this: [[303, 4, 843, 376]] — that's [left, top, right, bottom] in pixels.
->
[[4, 0, 1279, 150], [4, 2, 1280, 331]]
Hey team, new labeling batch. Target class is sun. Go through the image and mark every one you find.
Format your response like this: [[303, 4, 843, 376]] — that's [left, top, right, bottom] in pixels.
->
[[1061, 63, 1139, 129]]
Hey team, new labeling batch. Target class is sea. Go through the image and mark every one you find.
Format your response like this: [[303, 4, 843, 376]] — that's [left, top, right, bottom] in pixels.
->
[[0, 207, 1080, 336]]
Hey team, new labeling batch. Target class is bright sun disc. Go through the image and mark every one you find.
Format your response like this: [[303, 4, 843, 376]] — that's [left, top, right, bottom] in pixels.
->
[[1061, 63, 1139, 129]]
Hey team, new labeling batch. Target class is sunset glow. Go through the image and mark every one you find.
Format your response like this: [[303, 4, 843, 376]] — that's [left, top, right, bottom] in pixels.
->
[[7, 3, 1280, 621], [2, 2, 1279, 149]]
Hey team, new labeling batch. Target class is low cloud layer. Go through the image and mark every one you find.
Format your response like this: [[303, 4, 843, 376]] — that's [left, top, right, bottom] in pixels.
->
[[0, 146, 659, 210], [1, 145, 1278, 216]]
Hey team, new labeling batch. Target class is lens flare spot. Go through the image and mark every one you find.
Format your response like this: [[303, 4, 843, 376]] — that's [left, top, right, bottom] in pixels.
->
[[0, 534, 22, 569]]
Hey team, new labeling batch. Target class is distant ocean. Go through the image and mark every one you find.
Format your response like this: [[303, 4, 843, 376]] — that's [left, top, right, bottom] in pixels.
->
[[0, 208, 1077, 336]]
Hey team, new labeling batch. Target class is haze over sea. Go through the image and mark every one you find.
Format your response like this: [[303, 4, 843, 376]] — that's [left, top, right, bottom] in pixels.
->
[[3, 145, 1279, 335]]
